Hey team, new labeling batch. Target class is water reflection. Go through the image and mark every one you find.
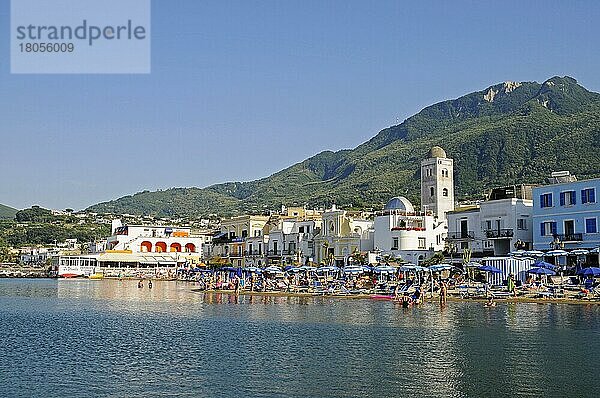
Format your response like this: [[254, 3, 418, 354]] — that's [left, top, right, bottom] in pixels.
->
[[0, 279, 599, 398]]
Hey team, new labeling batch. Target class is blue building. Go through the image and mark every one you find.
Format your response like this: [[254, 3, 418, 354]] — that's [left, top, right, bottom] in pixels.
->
[[533, 175, 600, 253]]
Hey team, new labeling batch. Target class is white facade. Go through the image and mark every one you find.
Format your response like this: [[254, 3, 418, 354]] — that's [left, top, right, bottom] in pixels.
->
[[313, 206, 374, 266], [374, 197, 446, 265], [106, 222, 209, 256], [447, 186, 534, 257], [421, 146, 454, 220]]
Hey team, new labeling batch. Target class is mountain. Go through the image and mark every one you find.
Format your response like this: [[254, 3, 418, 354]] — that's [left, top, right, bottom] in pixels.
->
[[88, 76, 600, 217], [0, 204, 18, 220]]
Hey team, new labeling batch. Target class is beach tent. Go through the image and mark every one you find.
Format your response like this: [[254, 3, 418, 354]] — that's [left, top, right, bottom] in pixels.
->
[[482, 257, 533, 284]]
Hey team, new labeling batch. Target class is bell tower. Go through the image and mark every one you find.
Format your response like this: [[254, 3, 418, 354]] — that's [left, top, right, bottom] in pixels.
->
[[420, 146, 454, 220]]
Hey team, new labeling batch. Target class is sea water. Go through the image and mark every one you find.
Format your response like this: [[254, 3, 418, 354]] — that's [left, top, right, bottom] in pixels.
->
[[0, 279, 598, 398]]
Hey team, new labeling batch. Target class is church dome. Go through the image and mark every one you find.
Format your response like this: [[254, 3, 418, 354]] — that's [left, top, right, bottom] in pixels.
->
[[429, 146, 447, 158], [384, 196, 415, 213]]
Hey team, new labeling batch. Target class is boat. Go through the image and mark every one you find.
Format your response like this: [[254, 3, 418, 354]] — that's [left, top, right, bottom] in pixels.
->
[[58, 264, 96, 278]]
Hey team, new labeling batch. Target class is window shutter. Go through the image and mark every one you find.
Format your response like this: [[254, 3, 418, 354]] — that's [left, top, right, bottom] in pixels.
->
[[548, 194, 552, 207], [572, 191, 576, 205], [540, 223, 545, 236], [551, 222, 557, 235], [582, 189, 588, 204], [559, 192, 565, 206], [540, 194, 546, 208], [590, 189, 596, 203]]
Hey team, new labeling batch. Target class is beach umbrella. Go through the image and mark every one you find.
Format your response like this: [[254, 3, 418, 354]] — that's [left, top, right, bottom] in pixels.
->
[[244, 266, 262, 273], [465, 261, 482, 268], [428, 264, 453, 272], [524, 250, 545, 257], [343, 266, 366, 275], [299, 265, 317, 272], [527, 267, 556, 275], [510, 250, 527, 257], [546, 250, 568, 256], [263, 266, 283, 274], [576, 267, 600, 277], [533, 260, 557, 270], [373, 265, 396, 274], [590, 247, 600, 254], [317, 266, 341, 273], [570, 249, 589, 256], [478, 265, 503, 274]]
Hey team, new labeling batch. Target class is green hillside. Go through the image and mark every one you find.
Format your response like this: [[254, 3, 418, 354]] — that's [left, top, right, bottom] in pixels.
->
[[0, 204, 18, 220], [88, 76, 600, 217]]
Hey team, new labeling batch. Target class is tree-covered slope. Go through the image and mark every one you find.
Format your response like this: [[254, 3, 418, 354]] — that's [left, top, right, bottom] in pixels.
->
[[0, 204, 18, 220], [88, 76, 600, 217]]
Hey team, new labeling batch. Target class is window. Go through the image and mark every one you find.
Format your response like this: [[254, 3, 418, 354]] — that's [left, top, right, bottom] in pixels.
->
[[430, 187, 434, 197], [540, 193, 553, 208], [485, 220, 492, 230], [582, 188, 596, 204], [418, 237, 426, 249], [461, 242, 469, 250], [560, 191, 576, 206], [229, 232, 235, 239], [306, 226, 310, 233], [241, 230, 248, 238], [586, 218, 598, 234], [392, 238, 399, 250], [299, 226, 304, 233], [442, 188, 448, 197], [441, 169, 449, 177], [540, 221, 557, 237], [564, 220, 575, 235], [517, 219, 527, 230], [248, 243, 253, 254]]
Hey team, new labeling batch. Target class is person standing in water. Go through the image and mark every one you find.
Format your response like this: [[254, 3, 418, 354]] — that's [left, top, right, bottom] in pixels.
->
[[148, 280, 153, 289], [507, 274, 516, 297], [138, 280, 143, 288], [234, 274, 241, 295], [439, 280, 448, 305]]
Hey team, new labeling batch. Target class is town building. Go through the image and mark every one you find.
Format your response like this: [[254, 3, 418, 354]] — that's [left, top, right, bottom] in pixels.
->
[[421, 146, 454, 220], [447, 185, 534, 257], [106, 220, 210, 256], [313, 205, 374, 266], [373, 147, 453, 264], [373, 196, 446, 265], [533, 173, 600, 251], [211, 215, 272, 267]]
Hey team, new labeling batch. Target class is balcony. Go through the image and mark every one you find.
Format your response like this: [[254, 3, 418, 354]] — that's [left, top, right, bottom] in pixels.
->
[[447, 231, 475, 240], [553, 233, 583, 242], [485, 229, 514, 239], [267, 250, 281, 256]]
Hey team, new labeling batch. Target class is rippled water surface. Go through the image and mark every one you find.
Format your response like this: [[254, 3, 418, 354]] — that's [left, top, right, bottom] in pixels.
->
[[1, 279, 599, 398]]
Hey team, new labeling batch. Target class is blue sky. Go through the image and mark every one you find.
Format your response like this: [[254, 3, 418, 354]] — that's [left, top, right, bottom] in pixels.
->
[[1, 0, 600, 210]]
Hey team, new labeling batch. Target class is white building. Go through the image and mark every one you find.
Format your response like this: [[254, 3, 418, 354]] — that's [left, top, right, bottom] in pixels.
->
[[106, 221, 209, 256], [421, 146, 454, 220], [263, 218, 321, 266], [372, 147, 454, 264], [313, 205, 374, 266], [447, 185, 534, 257], [374, 196, 447, 265]]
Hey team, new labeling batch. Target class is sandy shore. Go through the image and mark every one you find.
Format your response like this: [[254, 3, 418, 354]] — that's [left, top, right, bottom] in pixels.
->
[[190, 287, 600, 305]]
